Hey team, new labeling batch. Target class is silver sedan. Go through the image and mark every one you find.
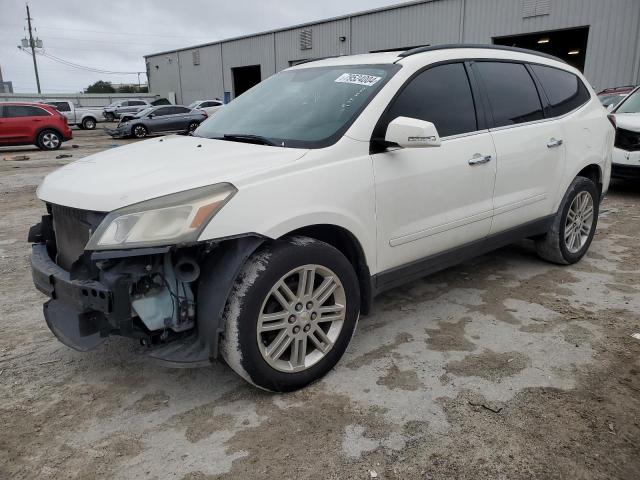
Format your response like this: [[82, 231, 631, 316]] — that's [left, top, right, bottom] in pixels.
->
[[106, 105, 207, 138]]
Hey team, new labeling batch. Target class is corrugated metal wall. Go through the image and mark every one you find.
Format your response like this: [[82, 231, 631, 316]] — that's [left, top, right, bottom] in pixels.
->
[[274, 19, 351, 71], [351, 0, 462, 53], [146, 0, 640, 102], [462, 0, 640, 90]]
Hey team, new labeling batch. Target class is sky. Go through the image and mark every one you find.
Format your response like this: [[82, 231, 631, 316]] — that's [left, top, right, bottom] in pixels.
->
[[0, 0, 405, 93]]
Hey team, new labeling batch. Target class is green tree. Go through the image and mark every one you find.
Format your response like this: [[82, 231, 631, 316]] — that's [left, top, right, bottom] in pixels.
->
[[85, 80, 115, 93], [117, 84, 136, 93]]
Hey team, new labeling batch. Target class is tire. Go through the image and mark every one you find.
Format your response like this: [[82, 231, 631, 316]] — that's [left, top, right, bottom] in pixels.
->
[[105, 112, 115, 122], [36, 130, 63, 151], [220, 236, 360, 392], [536, 176, 599, 265], [187, 121, 199, 133], [132, 124, 148, 138], [82, 117, 96, 130]]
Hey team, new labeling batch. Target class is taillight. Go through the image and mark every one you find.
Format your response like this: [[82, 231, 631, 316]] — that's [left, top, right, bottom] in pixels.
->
[[607, 114, 616, 130]]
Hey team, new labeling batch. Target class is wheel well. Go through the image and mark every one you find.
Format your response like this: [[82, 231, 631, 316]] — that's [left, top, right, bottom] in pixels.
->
[[83, 116, 96, 122], [284, 225, 373, 315], [35, 127, 62, 141], [577, 164, 602, 195]]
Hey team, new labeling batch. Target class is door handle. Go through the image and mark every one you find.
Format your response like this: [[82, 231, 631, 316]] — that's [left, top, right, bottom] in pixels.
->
[[547, 138, 563, 148], [468, 153, 492, 166]]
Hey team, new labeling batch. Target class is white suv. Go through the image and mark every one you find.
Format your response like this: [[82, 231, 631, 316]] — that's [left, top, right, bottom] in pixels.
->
[[30, 45, 613, 391]]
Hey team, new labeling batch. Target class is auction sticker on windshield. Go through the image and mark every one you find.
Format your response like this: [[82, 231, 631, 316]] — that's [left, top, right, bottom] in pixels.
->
[[335, 73, 382, 87]]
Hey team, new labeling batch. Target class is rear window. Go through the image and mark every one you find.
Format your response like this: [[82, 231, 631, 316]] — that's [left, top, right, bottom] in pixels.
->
[[3, 105, 51, 118], [531, 65, 591, 117], [475, 62, 544, 128]]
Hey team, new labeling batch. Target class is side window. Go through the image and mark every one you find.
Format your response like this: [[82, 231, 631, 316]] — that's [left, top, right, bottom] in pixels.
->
[[153, 107, 172, 116], [54, 102, 71, 112], [530, 64, 591, 117], [171, 106, 190, 114], [475, 62, 544, 127], [4, 105, 50, 117], [131, 101, 146, 106], [383, 63, 478, 138], [201, 102, 213, 107]]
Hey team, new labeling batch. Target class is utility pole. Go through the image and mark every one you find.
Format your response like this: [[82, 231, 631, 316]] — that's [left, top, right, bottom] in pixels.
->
[[26, 3, 41, 93]]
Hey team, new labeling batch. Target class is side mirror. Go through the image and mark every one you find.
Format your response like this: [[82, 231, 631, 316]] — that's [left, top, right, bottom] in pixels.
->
[[148, 113, 155, 118], [384, 116, 441, 148], [606, 104, 615, 112]]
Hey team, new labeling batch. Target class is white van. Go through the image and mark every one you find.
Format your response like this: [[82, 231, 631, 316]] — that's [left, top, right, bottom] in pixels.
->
[[30, 45, 613, 391]]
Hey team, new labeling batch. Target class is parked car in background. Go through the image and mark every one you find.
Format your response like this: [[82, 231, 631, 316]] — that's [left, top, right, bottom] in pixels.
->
[[610, 86, 640, 178], [43, 100, 103, 130], [103, 99, 150, 121], [105, 105, 207, 138], [30, 45, 613, 392], [598, 85, 636, 110], [188, 99, 224, 116], [0, 102, 72, 150]]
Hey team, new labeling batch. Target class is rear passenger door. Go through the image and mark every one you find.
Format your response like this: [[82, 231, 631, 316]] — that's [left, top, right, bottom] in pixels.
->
[[165, 106, 192, 131], [473, 61, 565, 233], [372, 62, 497, 273]]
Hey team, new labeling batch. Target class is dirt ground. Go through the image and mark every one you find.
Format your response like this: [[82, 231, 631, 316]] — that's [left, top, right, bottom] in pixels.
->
[[1, 127, 639, 479]]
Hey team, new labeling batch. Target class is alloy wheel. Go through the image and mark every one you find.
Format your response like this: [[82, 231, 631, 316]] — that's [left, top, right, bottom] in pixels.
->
[[133, 125, 147, 138], [564, 191, 594, 254], [257, 264, 346, 373], [42, 132, 60, 149]]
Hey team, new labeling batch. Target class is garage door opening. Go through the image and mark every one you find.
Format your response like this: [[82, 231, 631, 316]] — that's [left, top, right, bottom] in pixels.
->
[[232, 65, 261, 98], [493, 26, 589, 72]]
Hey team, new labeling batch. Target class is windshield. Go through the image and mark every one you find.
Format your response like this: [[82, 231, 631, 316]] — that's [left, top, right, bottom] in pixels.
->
[[194, 64, 399, 148], [187, 101, 200, 109], [106, 101, 119, 107], [616, 88, 640, 114], [134, 107, 155, 118]]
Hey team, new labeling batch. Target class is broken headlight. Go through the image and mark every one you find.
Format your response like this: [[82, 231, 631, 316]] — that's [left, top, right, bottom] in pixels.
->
[[86, 183, 236, 250]]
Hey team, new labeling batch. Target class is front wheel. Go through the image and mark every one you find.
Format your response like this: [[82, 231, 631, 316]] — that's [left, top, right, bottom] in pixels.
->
[[105, 112, 115, 122], [536, 176, 599, 265], [132, 124, 148, 138], [220, 237, 360, 392]]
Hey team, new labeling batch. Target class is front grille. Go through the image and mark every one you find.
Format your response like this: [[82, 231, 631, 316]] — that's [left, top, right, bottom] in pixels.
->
[[50, 204, 106, 270], [615, 128, 640, 152]]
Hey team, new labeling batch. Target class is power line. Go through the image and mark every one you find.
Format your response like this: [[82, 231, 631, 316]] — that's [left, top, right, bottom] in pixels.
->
[[18, 47, 144, 75]]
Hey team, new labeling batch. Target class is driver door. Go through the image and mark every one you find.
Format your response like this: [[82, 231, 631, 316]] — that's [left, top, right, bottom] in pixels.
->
[[371, 62, 496, 273]]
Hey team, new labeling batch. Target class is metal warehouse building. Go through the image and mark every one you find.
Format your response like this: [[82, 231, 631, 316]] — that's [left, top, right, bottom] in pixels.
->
[[144, 0, 640, 104]]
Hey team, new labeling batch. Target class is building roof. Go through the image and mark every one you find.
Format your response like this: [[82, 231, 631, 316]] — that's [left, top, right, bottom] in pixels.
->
[[144, 0, 434, 58]]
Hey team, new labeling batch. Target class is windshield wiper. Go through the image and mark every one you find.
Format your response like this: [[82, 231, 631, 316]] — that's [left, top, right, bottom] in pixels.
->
[[222, 133, 279, 146]]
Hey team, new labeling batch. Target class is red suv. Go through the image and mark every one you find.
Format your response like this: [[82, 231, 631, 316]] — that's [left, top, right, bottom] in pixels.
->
[[0, 102, 72, 150]]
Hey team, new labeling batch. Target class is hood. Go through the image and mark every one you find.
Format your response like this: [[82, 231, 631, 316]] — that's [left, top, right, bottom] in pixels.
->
[[38, 135, 308, 211], [614, 113, 640, 132]]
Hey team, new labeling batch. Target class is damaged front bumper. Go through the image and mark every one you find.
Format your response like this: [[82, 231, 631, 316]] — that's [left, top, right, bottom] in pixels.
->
[[29, 214, 265, 366]]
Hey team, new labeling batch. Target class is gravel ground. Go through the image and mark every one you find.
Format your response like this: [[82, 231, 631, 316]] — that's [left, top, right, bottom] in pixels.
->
[[1, 128, 639, 479]]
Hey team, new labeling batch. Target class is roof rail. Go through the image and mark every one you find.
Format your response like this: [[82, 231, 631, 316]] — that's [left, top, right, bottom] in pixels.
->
[[398, 44, 567, 64]]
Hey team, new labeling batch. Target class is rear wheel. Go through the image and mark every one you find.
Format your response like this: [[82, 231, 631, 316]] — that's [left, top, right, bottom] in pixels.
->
[[36, 130, 62, 150], [220, 236, 360, 392], [132, 124, 148, 138], [536, 176, 599, 264], [187, 121, 199, 133], [82, 117, 96, 130]]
